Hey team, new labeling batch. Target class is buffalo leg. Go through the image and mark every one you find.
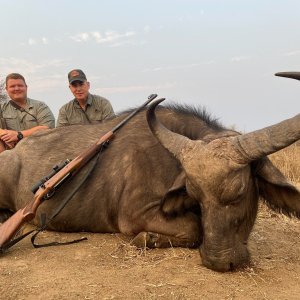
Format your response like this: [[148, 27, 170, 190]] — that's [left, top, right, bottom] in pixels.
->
[[131, 231, 200, 248], [121, 211, 201, 249]]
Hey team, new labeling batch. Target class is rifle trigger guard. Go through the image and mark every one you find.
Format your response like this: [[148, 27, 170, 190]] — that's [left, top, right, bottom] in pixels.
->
[[44, 189, 55, 200]]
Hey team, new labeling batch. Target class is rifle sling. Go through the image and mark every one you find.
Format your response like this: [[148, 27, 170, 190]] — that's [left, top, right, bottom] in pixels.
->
[[9, 100, 38, 121], [0, 229, 35, 253], [30, 149, 102, 248], [1, 143, 105, 252]]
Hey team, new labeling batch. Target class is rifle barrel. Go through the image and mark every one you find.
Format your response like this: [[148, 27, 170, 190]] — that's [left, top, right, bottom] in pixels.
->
[[112, 94, 158, 133]]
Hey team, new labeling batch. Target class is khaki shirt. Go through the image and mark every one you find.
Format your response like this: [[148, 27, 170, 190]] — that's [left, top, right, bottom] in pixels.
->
[[0, 98, 55, 131], [56, 94, 115, 127]]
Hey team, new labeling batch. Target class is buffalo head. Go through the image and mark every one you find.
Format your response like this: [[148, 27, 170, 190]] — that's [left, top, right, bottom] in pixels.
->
[[146, 73, 300, 272]]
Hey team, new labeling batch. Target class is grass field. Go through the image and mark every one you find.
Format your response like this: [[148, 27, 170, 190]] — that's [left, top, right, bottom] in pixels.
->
[[269, 141, 300, 185]]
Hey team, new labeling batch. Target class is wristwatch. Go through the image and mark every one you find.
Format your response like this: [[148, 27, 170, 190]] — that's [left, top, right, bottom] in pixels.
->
[[17, 131, 24, 141]]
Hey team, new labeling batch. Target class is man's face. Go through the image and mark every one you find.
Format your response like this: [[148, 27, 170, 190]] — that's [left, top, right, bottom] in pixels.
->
[[6, 79, 27, 102], [69, 80, 90, 102]]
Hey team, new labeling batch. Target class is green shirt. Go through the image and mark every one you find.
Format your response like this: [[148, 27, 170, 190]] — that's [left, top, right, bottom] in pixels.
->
[[56, 94, 115, 127], [0, 98, 55, 131]]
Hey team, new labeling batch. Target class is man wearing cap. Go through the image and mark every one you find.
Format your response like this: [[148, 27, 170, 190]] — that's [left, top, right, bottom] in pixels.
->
[[56, 69, 115, 127], [0, 73, 55, 152]]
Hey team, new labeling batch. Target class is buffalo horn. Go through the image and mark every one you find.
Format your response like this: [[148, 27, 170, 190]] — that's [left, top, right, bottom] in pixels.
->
[[275, 72, 300, 81], [146, 99, 196, 160], [232, 113, 300, 163]]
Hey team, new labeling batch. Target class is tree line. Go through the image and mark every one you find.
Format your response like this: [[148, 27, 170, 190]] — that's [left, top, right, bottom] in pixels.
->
[[0, 80, 8, 102]]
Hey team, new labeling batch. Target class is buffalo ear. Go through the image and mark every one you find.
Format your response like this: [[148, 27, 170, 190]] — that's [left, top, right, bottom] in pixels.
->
[[255, 157, 300, 218], [161, 171, 198, 217]]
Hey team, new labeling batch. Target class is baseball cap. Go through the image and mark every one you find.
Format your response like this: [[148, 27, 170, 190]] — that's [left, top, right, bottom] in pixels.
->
[[68, 69, 87, 84]]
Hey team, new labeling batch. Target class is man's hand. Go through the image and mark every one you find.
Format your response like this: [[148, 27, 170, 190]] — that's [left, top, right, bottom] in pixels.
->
[[0, 129, 18, 145]]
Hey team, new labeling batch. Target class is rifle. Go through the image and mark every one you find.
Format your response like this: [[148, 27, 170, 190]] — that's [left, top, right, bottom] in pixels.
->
[[0, 94, 159, 251]]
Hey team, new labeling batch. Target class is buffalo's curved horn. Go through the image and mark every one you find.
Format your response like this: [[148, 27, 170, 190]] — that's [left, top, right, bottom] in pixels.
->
[[232, 113, 300, 163], [275, 72, 300, 81], [146, 99, 197, 160]]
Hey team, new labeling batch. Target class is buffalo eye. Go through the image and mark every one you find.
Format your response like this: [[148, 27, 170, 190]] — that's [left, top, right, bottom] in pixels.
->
[[220, 172, 247, 205]]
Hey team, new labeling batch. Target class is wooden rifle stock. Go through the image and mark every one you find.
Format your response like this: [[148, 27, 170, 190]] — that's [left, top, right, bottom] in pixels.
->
[[0, 192, 43, 247], [0, 94, 160, 251]]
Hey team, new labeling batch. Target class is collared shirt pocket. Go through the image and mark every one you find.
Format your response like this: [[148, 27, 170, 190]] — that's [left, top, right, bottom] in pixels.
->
[[23, 116, 38, 128], [89, 108, 103, 124], [68, 114, 84, 125], [2, 111, 20, 130]]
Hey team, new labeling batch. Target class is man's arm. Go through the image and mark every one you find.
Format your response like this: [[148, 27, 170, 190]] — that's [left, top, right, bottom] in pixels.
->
[[56, 105, 69, 127], [0, 129, 15, 149], [0, 126, 49, 144], [0, 140, 6, 152], [0, 128, 9, 152], [101, 99, 115, 120], [0, 110, 15, 150], [0, 101, 54, 145], [35, 102, 55, 129]]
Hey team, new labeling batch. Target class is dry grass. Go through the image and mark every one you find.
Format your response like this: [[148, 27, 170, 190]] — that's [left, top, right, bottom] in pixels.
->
[[269, 142, 300, 185], [108, 234, 194, 269]]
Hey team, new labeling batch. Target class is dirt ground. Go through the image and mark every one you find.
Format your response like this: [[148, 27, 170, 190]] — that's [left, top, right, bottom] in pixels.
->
[[0, 203, 299, 300]]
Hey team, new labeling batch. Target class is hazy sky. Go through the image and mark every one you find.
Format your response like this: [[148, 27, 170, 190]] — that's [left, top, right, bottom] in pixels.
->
[[1, 0, 300, 131]]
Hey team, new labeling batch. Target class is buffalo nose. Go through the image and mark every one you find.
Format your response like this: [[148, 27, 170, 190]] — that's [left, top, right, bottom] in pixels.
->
[[199, 245, 250, 272]]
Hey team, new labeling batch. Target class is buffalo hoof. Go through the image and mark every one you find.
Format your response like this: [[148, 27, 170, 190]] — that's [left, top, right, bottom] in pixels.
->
[[131, 232, 159, 248]]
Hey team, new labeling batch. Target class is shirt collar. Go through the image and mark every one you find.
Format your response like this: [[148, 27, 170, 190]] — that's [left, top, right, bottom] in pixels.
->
[[25, 98, 34, 109], [74, 93, 92, 107], [9, 98, 33, 109]]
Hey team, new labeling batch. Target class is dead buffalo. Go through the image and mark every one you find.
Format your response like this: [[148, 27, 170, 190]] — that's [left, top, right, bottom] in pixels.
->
[[0, 80, 300, 272]]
